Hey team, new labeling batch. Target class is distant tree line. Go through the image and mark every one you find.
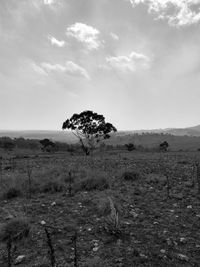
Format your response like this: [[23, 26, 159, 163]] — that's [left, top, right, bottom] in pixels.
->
[[0, 137, 78, 153]]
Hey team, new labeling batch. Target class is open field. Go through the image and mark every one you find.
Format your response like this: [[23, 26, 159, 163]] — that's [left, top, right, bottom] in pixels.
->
[[1, 151, 200, 266]]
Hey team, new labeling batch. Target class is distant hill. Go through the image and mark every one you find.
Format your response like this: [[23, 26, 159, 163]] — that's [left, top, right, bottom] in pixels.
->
[[122, 124, 200, 137], [0, 124, 200, 151]]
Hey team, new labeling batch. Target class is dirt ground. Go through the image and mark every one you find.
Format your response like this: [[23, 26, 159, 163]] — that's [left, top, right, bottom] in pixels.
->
[[1, 151, 200, 266]]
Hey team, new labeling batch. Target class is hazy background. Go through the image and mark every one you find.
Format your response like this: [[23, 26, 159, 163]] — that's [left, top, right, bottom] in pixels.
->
[[1, 0, 200, 131]]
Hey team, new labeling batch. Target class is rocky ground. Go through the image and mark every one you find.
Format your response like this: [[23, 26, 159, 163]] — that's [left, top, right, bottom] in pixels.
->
[[0, 152, 200, 266]]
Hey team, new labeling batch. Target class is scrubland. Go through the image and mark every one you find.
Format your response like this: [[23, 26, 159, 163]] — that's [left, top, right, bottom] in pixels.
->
[[1, 151, 200, 266]]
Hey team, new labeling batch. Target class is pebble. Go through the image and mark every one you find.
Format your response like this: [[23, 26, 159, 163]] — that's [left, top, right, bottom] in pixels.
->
[[14, 255, 25, 265], [93, 246, 99, 252], [180, 237, 187, 243], [177, 253, 189, 262]]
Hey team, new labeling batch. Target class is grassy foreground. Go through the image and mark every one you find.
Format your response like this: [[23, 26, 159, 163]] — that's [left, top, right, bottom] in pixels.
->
[[1, 151, 200, 266]]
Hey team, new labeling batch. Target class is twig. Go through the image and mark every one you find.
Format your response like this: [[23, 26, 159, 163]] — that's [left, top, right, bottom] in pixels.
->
[[44, 227, 56, 267], [7, 237, 12, 267], [71, 230, 78, 267]]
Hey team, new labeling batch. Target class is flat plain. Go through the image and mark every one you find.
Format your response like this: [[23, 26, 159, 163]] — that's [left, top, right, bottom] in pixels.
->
[[1, 151, 200, 266]]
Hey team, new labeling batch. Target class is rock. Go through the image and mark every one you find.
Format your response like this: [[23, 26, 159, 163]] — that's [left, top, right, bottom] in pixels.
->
[[51, 201, 56, 206], [187, 205, 192, 209], [160, 249, 166, 254], [177, 253, 189, 262], [130, 210, 138, 218], [93, 246, 99, 252], [139, 253, 148, 259], [14, 255, 25, 265], [180, 237, 187, 244], [5, 214, 14, 220], [40, 220, 46, 225]]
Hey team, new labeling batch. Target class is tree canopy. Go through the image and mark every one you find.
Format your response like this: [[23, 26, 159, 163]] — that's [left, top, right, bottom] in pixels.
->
[[62, 110, 117, 155]]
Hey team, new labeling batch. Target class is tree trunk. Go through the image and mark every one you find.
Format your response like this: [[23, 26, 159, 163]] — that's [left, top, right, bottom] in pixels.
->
[[79, 138, 90, 156]]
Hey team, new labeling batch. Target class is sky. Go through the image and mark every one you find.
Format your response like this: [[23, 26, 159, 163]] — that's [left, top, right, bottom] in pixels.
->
[[0, 0, 200, 131]]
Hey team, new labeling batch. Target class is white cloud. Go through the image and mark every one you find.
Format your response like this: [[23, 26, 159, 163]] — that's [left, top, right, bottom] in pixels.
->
[[41, 61, 90, 79], [47, 35, 65, 47], [110, 32, 119, 41], [128, 0, 200, 26], [66, 23, 102, 50], [31, 62, 48, 75], [106, 51, 150, 72], [44, 0, 56, 5]]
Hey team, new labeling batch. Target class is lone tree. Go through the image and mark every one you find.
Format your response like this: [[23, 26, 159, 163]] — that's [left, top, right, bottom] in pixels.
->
[[40, 139, 56, 153], [62, 110, 117, 155], [159, 141, 169, 152], [125, 143, 136, 151]]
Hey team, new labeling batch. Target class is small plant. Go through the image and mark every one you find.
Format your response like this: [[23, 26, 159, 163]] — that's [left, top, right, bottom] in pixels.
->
[[71, 230, 78, 267], [42, 180, 65, 193], [0, 218, 30, 267], [122, 170, 141, 181], [74, 176, 109, 192], [7, 236, 12, 267], [44, 227, 56, 267], [108, 197, 119, 229], [3, 187, 21, 199], [0, 218, 30, 243], [26, 160, 33, 198]]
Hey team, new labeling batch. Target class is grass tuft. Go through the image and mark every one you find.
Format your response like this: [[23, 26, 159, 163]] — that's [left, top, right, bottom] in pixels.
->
[[74, 176, 109, 192], [0, 217, 30, 243]]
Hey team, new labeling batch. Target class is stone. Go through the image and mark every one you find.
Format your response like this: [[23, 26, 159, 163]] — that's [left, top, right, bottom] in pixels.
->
[[177, 254, 189, 262], [14, 255, 25, 265]]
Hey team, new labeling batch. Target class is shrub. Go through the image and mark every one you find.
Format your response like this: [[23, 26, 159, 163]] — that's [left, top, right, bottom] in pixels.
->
[[122, 171, 141, 181], [97, 196, 121, 217], [74, 176, 109, 192], [3, 187, 22, 199], [41, 181, 65, 193], [0, 217, 30, 242]]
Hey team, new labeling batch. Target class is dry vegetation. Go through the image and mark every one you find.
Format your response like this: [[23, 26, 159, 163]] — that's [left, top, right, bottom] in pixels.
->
[[1, 151, 200, 266]]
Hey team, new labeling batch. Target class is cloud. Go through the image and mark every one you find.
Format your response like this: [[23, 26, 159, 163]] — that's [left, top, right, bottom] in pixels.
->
[[47, 35, 65, 47], [110, 32, 119, 41], [41, 61, 90, 79], [31, 62, 48, 75], [44, 0, 57, 6], [66, 23, 102, 50], [106, 51, 151, 72], [128, 0, 200, 26]]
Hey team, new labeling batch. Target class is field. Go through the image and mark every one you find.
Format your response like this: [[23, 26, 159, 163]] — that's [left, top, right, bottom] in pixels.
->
[[1, 151, 200, 266]]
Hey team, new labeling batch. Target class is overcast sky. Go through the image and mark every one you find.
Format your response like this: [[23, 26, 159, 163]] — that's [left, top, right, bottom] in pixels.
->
[[0, 0, 200, 131]]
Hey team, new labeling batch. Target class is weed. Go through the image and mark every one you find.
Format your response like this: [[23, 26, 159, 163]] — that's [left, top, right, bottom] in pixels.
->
[[44, 227, 56, 267], [3, 187, 21, 199], [74, 176, 109, 192], [122, 170, 141, 181], [41, 180, 65, 193], [0, 217, 30, 243]]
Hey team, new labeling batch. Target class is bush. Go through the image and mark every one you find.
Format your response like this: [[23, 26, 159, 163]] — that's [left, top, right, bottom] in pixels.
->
[[74, 176, 109, 192], [122, 171, 141, 181], [3, 187, 22, 199], [0, 217, 30, 242], [97, 197, 121, 217], [41, 181, 65, 193]]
